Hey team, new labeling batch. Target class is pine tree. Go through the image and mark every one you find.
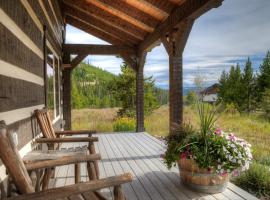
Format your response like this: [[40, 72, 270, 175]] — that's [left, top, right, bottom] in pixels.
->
[[240, 58, 255, 112], [258, 51, 270, 96], [109, 62, 160, 117]]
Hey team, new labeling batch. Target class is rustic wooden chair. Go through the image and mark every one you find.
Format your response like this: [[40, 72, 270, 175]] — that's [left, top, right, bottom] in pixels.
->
[[34, 109, 99, 181], [0, 120, 132, 200]]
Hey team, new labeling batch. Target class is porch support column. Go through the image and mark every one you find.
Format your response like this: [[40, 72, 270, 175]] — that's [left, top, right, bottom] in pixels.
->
[[63, 68, 72, 130], [121, 52, 147, 132], [62, 51, 72, 130], [136, 52, 146, 132], [162, 20, 194, 134]]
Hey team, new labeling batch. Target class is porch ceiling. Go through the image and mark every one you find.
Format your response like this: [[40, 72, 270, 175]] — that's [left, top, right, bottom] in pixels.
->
[[61, 0, 223, 52]]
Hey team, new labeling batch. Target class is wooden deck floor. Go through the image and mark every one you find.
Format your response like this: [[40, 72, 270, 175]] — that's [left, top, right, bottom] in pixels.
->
[[52, 132, 258, 200]]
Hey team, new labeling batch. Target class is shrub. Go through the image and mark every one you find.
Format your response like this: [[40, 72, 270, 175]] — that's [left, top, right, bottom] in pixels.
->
[[186, 91, 197, 106], [233, 162, 270, 198], [113, 117, 135, 132]]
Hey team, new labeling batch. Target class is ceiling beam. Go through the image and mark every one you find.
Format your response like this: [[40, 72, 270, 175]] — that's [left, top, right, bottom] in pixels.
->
[[142, 0, 175, 15], [92, 0, 160, 28], [66, 15, 125, 45], [85, 0, 154, 32], [63, 0, 147, 40], [138, 0, 223, 53], [123, 0, 169, 21], [63, 44, 136, 55], [63, 4, 140, 44]]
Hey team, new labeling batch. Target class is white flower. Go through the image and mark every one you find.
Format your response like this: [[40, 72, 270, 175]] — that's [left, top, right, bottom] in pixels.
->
[[218, 165, 221, 170]]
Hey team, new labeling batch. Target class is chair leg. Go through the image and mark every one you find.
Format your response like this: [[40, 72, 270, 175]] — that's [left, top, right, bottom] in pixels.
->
[[75, 163, 81, 183], [114, 185, 126, 200], [87, 161, 97, 180], [42, 168, 52, 190], [88, 141, 99, 179]]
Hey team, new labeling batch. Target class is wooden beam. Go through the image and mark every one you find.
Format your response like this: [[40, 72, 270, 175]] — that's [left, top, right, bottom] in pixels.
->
[[94, 0, 160, 28], [85, 0, 154, 32], [168, 0, 185, 5], [63, 4, 140, 44], [63, 0, 147, 40], [65, 15, 124, 45], [63, 44, 136, 55], [138, 0, 223, 52], [70, 54, 88, 68], [141, 0, 175, 15], [162, 20, 194, 134]]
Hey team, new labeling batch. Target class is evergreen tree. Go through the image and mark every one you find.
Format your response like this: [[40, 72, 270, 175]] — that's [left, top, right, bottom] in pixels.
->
[[240, 58, 255, 112], [109, 62, 160, 117], [257, 51, 270, 98]]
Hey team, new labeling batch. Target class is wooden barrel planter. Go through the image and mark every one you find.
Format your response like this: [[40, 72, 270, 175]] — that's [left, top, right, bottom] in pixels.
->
[[178, 158, 230, 194]]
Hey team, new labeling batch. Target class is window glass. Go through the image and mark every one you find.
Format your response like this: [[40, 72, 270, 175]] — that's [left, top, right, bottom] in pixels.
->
[[47, 50, 54, 120], [54, 56, 60, 117]]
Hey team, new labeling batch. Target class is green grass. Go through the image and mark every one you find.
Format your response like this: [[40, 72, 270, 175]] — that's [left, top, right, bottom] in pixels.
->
[[72, 105, 270, 197], [72, 105, 270, 160]]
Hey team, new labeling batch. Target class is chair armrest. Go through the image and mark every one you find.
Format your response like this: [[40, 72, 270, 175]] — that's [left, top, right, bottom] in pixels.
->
[[9, 173, 132, 200], [35, 137, 98, 143], [55, 130, 97, 136], [25, 153, 101, 170]]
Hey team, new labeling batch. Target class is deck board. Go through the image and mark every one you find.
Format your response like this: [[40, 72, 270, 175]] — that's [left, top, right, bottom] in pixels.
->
[[51, 132, 258, 200]]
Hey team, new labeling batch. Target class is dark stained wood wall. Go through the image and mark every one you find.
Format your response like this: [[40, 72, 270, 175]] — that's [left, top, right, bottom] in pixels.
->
[[0, 0, 64, 153]]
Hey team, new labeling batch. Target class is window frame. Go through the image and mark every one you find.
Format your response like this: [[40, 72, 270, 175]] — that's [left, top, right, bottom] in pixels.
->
[[46, 46, 61, 123]]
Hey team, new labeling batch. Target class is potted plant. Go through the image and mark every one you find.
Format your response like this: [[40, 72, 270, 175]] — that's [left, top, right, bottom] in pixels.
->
[[164, 103, 252, 194]]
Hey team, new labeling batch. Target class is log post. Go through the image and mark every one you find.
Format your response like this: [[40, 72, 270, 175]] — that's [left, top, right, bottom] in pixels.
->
[[136, 52, 147, 132], [121, 52, 147, 132], [62, 67, 72, 130], [162, 20, 194, 134]]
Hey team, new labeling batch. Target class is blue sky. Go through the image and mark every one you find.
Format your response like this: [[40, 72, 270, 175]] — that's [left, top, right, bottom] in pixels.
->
[[66, 0, 270, 89]]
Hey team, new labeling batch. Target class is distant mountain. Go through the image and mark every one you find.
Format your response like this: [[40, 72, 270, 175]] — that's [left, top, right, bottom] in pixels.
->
[[71, 62, 168, 108]]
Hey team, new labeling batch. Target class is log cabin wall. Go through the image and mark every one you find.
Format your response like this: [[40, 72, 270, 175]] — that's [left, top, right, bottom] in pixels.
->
[[0, 0, 64, 182]]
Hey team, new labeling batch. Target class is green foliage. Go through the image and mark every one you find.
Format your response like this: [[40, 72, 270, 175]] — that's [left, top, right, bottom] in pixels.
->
[[71, 62, 168, 111], [164, 124, 196, 168], [109, 62, 160, 117], [164, 102, 252, 174], [257, 51, 270, 96], [218, 58, 257, 112], [233, 162, 270, 198], [218, 52, 270, 114], [261, 88, 270, 119], [186, 91, 197, 106], [113, 117, 136, 132], [71, 62, 120, 109]]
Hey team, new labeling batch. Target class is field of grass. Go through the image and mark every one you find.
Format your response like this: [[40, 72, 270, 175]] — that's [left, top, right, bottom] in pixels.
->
[[72, 106, 270, 197], [72, 105, 270, 160]]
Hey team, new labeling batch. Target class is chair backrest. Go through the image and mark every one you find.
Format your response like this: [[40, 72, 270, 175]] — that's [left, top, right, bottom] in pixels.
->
[[34, 109, 56, 139], [0, 121, 35, 194]]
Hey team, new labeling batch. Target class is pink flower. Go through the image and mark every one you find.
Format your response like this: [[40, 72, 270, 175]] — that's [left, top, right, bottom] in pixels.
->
[[215, 128, 222, 136], [181, 152, 187, 159], [160, 154, 165, 158]]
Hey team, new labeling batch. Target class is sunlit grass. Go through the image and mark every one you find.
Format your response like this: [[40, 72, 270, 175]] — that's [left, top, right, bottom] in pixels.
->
[[72, 105, 270, 160]]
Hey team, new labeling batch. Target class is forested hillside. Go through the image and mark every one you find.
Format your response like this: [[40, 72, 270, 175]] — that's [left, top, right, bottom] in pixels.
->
[[71, 62, 168, 109]]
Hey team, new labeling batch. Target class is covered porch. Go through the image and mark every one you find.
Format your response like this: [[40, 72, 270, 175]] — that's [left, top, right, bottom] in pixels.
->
[[52, 133, 257, 200]]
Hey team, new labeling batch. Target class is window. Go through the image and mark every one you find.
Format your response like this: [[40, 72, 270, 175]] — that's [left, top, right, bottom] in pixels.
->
[[46, 48, 61, 121]]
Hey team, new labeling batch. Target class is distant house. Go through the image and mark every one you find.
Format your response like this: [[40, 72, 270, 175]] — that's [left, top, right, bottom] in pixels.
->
[[201, 84, 219, 103]]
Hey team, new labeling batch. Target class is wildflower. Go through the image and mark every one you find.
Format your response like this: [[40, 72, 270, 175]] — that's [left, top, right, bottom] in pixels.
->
[[215, 128, 222, 136]]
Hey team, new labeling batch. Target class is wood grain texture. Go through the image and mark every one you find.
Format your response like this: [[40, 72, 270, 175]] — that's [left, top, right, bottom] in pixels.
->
[[50, 133, 257, 200], [0, 75, 44, 112], [0, 24, 43, 77]]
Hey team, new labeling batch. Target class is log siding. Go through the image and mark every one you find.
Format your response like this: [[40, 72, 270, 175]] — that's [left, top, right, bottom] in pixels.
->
[[0, 0, 43, 49], [0, 24, 44, 77], [0, 75, 44, 112]]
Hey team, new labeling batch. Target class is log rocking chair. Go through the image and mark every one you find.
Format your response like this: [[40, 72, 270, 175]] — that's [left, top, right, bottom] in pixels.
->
[[0, 120, 132, 200], [34, 109, 99, 182]]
